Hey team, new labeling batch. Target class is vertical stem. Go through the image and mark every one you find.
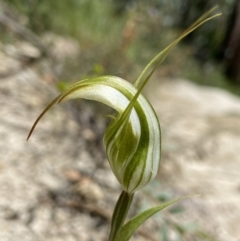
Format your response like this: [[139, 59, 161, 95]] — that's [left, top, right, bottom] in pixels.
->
[[108, 190, 134, 241]]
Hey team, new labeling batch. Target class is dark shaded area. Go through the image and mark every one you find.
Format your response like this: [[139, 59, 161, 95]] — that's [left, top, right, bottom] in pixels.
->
[[217, 0, 240, 84], [178, 0, 215, 62]]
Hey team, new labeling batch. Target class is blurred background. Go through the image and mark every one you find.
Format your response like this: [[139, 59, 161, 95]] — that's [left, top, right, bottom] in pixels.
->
[[0, 1, 240, 241], [2, 0, 240, 89]]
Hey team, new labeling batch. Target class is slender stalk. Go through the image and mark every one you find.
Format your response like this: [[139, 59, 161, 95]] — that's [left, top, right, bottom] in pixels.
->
[[108, 190, 134, 241]]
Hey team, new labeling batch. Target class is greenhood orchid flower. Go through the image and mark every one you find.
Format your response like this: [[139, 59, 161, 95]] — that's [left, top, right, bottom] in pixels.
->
[[28, 75, 161, 193], [27, 8, 221, 241], [27, 8, 221, 195]]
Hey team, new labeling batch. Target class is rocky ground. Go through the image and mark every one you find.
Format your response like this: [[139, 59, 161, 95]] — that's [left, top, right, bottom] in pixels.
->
[[0, 38, 240, 241], [147, 79, 240, 241]]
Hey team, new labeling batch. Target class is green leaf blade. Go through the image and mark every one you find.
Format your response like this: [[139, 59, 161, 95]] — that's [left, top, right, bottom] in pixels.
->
[[115, 197, 187, 241]]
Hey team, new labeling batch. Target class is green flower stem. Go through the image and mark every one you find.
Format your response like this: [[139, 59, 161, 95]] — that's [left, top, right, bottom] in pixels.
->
[[108, 191, 134, 241]]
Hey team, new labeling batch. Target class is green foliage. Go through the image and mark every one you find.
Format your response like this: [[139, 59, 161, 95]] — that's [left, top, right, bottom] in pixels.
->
[[115, 197, 184, 241], [5, 0, 126, 43], [3, 0, 238, 95]]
